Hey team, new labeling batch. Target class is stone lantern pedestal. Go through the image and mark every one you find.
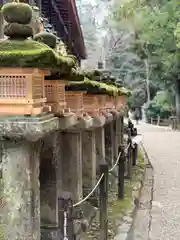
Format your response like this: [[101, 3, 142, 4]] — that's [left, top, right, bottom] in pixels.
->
[[0, 114, 59, 240]]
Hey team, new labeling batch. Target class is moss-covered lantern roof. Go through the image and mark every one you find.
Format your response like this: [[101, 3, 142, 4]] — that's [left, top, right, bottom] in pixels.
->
[[0, 2, 76, 72], [65, 77, 130, 96], [0, 39, 75, 70]]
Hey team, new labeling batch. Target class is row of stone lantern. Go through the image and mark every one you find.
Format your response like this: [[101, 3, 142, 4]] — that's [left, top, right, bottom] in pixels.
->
[[44, 80, 126, 118], [0, 2, 129, 240]]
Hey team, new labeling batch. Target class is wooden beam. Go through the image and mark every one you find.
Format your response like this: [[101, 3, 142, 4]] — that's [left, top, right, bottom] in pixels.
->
[[70, 0, 86, 58], [51, 0, 69, 36]]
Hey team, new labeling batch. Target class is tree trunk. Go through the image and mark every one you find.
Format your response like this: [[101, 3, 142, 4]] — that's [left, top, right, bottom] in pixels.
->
[[0, 11, 4, 39], [144, 59, 150, 104], [175, 80, 180, 120]]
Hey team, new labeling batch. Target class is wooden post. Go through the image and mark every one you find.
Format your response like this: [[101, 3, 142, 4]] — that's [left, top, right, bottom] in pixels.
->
[[127, 128, 132, 179], [132, 128, 138, 166], [100, 162, 108, 240], [118, 144, 125, 199], [58, 191, 75, 240], [120, 116, 124, 144]]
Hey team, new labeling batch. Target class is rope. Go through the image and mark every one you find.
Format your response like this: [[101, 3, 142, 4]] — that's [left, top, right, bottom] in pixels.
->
[[109, 142, 131, 173], [109, 151, 122, 172], [125, 142, 131, 154], [72, 141, 131, 207], [73, 173, 104, 207]]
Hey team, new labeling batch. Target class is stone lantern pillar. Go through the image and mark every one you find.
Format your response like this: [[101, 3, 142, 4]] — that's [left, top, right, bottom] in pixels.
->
[[0, 115, 59, 240]]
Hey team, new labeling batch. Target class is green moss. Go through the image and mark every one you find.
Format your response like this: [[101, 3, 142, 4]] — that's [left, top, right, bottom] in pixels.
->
[[119, 87, 131, 96], [83, 69, 131, 96], [137, 149, 145, 170], [2, 2, 32, 25], [65, 78, 130, 96], [4, 23, 33, 39], [0, 39, 75, 70], [84, 69, 102, 79], [69, 68, 85, 81], [34, 32, 57, 49], [108, 183, 132, 217], [65, 77, 119, 95]]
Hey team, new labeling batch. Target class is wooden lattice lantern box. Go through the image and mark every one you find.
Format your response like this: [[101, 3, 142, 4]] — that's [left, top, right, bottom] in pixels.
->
[[65, 91, 84, 117], [115, 95, 126, 109], [0, 68, 49, 115], [44, 80, 66, 115], [105, 95, 116, 110], [83, 94, 101, 117], [95, 95, 107, 111]]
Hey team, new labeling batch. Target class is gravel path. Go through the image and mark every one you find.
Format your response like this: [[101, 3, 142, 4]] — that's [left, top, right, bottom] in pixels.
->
[[136, 122, 180, 240]]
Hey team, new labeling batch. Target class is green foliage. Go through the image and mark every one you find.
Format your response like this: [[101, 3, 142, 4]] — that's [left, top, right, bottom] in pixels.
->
[[0, 39, 75, 70], [2, 2, 33, 24], [127, 79, 160, 108], [34, 32, 57, 49], [107, 0, 180, 110], [138, 0, 180, 85], [127, 87, 146, 108], [144, 90, 175, 119], [174, 22, 180, 48], [4, 23, 33, 39]]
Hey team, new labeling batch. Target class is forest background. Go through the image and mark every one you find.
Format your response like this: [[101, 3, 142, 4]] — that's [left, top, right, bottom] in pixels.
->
[[76, 0, 180, 120]]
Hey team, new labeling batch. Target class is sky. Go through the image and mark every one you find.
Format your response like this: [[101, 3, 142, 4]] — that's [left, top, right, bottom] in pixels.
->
[[77, 0, 111, 68]]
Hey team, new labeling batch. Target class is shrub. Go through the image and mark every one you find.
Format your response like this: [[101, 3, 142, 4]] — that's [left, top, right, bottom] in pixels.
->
[[2, 2, 33, 25], [144, 91, 174, 121]]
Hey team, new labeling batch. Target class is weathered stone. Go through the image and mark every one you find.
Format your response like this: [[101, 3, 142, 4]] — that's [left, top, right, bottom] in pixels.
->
[[105, 122, 115, 166], [40, 132, 61, 229], [103, 112, 113, 123], [1, 140, 41, 240], [58, 113, 78, 130], [69, 116, 93, 130], [90, 116, 106, 129], [60, 131, 83, 201], [82, 131, 96, 191], [95, 127, 105, 171], [0, 114, 59, 141], [74, 201, 97, 237]]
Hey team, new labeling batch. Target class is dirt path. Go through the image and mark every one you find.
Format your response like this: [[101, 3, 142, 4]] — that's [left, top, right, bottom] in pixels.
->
[[133, 122, 180, 240]]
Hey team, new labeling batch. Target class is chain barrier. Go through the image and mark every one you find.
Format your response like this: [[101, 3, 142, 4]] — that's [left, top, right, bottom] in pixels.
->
[[125, 143, 131, 154], [72, 140, 131, 208], [63, 138, 132, 240], [73, 173, 104, 207], [109, 142, 130, 173], [62, 120, 136, 239], [109, 151, 122, 172]]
